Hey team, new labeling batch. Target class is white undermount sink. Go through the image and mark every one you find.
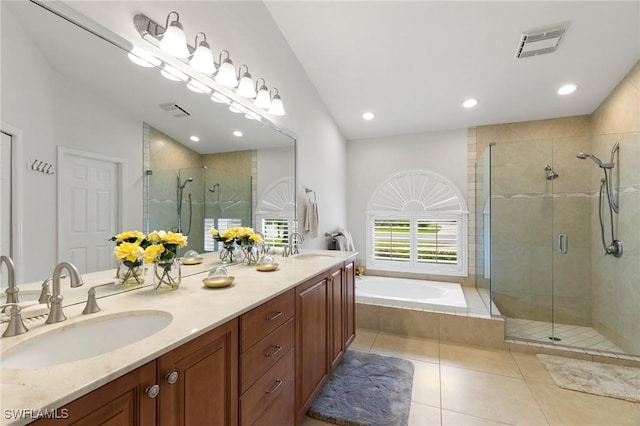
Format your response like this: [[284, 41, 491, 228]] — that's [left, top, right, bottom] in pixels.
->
[[294, 252, 336, 260], [1, 311, 172, 370]]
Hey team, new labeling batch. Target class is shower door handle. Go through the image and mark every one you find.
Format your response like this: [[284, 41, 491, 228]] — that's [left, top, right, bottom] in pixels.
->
[[557, 233, 568, 254]]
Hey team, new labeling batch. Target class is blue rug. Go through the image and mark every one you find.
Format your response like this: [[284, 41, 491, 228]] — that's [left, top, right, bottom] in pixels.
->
[[308, 350, 415, 426]]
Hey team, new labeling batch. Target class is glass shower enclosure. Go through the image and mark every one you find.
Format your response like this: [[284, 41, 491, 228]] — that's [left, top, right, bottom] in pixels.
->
[[477, 131, 639, 357], [146, 166, 252, 255]]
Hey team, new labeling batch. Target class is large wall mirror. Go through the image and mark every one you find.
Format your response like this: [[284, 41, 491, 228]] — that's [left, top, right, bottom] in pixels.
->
[[1, 1, 296, 288]]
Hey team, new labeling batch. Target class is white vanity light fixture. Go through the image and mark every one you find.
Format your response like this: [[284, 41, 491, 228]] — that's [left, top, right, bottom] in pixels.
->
[[127, 47, 162, 68], [189, 32, 215, 75], [215, 50, 238, 88], [268, 88, 286, 116], [160, 64, 189, 81], [362, 111, 375, 120], [254, 78, 271, 109], [186, 79, 210, 94], [557, 83, 577, 95], [158, 12, 190, 59], [236, 65, 257, 99], [232, 130, 243, 137], [190, 135, 200, 142], [462, 98, 478, 108]]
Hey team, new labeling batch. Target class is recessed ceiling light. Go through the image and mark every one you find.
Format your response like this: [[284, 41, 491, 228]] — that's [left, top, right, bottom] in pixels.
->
[[558, 83, 578, 95], [462, 98, 478, 108], [362, 112, 375, 120], [232, 130, 243, 137], [190, 135, 200, 142]]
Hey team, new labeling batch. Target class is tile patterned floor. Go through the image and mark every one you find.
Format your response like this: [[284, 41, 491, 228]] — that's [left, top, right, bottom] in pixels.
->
[[506, 318, 626, 353], [302, 329, 640, 426]]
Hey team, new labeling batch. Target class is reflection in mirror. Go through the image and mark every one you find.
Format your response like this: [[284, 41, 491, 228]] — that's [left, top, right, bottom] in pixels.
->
[[1, 1, 296, 297]]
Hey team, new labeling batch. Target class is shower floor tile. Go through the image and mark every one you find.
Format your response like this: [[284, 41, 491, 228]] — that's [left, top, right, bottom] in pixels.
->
[[506, 318, 625, 354]]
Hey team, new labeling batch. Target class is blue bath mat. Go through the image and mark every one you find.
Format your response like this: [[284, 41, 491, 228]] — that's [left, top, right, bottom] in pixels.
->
[[308, 350, 415, 426]]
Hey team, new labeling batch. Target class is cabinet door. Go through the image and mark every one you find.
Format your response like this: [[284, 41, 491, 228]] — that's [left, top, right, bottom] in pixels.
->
[[158, 319, 238, 426], [344, 261, 356, 348], [295, 276, 329, 422], [329, 268, 344, 370], [32, 361, 157, 426]]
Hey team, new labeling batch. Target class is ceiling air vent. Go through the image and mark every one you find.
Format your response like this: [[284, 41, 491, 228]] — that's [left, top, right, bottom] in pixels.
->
[[159, 102, 191, 118], [515, 23, 569, 59]]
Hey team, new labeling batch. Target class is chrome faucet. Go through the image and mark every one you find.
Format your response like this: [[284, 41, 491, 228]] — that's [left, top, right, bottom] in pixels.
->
[[1, 255, 19, 313], [284, 232, 304, 257], [0, 303, 28, 337], [45, 262, 84, 324]]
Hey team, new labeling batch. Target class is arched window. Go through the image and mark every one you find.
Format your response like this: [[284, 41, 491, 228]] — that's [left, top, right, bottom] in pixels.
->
[[366, 170, 468, 276], [255, 177, 296, 248]]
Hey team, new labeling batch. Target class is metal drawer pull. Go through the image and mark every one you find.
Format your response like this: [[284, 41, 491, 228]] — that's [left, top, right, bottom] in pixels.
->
[[265, 379, 283, 394], [265, 345, 283, 357], [145, 384, 160, 399], [165, 371, 179, 385], [265, 310, 283, 321]]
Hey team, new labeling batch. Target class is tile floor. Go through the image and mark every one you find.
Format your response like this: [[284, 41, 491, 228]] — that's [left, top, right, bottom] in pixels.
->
[[506, 318, 625, 353], [303, 329, 640, 426]]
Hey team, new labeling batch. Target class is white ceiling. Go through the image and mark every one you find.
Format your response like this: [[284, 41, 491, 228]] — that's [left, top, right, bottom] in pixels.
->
[[265, 1, 640, 140], [11, 1, 640, 146]]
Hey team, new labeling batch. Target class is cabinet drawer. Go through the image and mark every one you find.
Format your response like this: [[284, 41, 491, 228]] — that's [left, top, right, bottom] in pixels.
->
[[251, 379, 295, 426], [240, 289, 294, 351], [240, 348, 295, 426], [240, 318, 295, 393]]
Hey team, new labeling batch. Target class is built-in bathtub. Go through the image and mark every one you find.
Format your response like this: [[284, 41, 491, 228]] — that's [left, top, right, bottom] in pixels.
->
[[354, 275, 506, 348], [356, 275, 468, 313]]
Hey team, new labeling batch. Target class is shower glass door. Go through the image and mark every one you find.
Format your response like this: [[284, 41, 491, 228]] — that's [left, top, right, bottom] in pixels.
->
[[487, 132, 639, 356], [489, 140, 554, 342]]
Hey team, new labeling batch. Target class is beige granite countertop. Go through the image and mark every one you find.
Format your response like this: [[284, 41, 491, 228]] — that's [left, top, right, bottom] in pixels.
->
[[0, 250, 357, 425]]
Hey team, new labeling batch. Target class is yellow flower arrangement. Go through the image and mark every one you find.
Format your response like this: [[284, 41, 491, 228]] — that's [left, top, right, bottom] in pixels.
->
[[209, 226, 262, 246]]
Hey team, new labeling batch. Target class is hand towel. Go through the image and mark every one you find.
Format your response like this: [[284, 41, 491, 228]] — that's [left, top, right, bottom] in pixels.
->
[[304, 199, 318, 238]]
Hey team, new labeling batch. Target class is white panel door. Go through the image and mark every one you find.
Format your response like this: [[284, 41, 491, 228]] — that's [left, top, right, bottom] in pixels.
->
[[59, 150, 121, 273], [0, 132, 11, 288]]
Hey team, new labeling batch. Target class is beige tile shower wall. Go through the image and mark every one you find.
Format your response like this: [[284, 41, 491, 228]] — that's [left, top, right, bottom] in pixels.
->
[[201, 150, 254, 175], [592, 60, 640, 135], [149, 127, 202, 171], [590, 60, 640, 354]]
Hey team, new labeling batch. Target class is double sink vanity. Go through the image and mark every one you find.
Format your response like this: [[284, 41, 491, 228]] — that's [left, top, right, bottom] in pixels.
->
[[0, 250, 357, 425]]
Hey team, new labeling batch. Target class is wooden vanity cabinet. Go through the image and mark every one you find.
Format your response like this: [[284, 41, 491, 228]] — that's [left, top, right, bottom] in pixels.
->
[[29, 256, 356, 426], [295, 258, 356, 423], [157, 318, 238, 426], [32, 319, 238, 426], [32, 361, 157, 426]]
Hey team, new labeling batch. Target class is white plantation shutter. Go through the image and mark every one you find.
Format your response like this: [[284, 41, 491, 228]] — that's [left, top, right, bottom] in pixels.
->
[[262, 218, 290, 248], [367, 170, 468, 276]]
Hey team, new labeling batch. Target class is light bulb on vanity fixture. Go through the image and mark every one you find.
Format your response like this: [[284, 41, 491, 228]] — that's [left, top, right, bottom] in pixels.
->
[[189, 32, 215, 75], [215, 50, 238, 88], [254, 78, 271, 109], [268, 88, 286, 116], [158, 12, 190, 59], [236, 65, 257, 98]]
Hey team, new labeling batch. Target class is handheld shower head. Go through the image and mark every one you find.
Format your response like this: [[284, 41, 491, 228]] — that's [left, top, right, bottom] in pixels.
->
[[179, 177, 194, 189], [576, 152, 604, 166]]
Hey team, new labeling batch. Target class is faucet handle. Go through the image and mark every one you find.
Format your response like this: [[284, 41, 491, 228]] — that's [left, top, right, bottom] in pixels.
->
[[82, 282, 115, 315], [82, 288, 100, 315], [0, 304, 28, 338]]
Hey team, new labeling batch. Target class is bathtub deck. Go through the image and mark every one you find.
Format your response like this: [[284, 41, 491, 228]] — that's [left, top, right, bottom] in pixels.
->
[[356, 286, 507, 349]]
